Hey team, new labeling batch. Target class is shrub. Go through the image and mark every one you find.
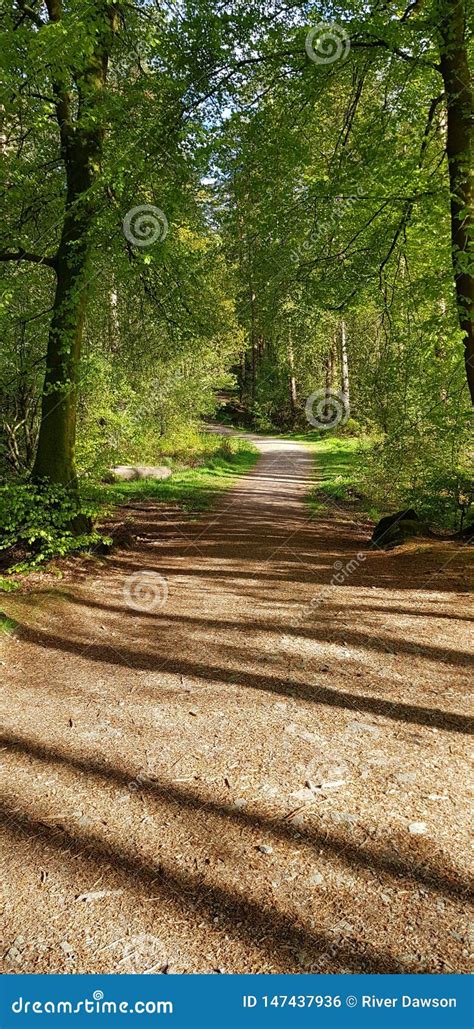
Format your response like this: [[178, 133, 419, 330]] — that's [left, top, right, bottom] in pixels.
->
[[0, 483, 108, 578]]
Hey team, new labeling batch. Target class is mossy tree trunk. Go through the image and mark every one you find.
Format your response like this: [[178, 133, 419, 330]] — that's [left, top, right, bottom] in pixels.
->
[[32, 1, 119, 492], [32, 198, 90, 491]]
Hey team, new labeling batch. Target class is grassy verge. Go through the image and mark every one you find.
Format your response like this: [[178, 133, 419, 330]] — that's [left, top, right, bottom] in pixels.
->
[[305, 436, 365, 510], [281, 430, 472, 531], [85, 438, 258, 515], [280, 430, 379, 520], [0, 435, 258, 589]]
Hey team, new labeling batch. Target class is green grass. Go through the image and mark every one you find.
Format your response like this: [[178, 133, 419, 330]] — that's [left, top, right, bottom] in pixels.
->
[[0, 609, 19, 633], [85, 440, 259, 517], [279, 430, 379, 518], [306, 436, 361, 504]]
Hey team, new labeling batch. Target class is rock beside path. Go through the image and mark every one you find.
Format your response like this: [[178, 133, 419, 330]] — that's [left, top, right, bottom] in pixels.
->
[[110, 464, 172, 482], [372, 508, 473, 549], [372, 509, 419, 542], [371, 509, 432, 548]]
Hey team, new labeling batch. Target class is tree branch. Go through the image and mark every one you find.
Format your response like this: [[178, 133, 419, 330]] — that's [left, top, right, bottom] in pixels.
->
[[350, 36, 439, 71], [15, 0, 45, 29], [0, 250, 57, 269], [400, 0, 424, 22]]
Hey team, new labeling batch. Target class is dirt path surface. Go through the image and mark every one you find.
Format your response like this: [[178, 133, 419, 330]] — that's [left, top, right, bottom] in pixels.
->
[[1, 433, 473, 974]]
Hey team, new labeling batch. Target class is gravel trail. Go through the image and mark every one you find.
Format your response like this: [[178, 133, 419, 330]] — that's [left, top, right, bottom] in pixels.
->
[[1, 433, 472, 973]]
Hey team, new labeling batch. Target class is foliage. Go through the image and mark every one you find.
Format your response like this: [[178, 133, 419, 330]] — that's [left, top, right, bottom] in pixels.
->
[[0, 483, 107, 577], [294, 434, 375, 515], [361, 437, 473, 529], [296, 430, 472, 530]]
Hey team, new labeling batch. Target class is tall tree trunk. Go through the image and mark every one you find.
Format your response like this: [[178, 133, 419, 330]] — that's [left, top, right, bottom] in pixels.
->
[[340, 318, 350, 411], [238, 351, 246, 401], [32, 1, 118, 490], [287, 333, 297, 420], [108, 283, 120, 353], [325, 346, 335, 395], [436, 0, 473, 402], [323, 340, 335, 421], [248, 275, 257, 404], [251, 332, 256, 402], [32, 205, 90, 488]]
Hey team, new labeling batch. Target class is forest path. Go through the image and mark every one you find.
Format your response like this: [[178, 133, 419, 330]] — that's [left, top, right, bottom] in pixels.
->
[[1, 431, 472, 973]]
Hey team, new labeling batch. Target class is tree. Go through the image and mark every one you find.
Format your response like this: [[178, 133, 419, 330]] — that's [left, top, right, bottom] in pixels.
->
[[435, 0, 473, 401], [2, 1, 121, 494], [34, 2, 119, 490]]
